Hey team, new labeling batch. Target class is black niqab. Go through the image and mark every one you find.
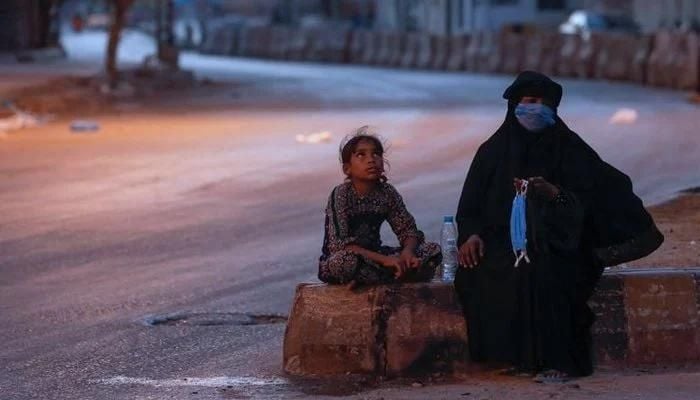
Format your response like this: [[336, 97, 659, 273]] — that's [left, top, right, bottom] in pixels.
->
[[454, 72, 662, 376]]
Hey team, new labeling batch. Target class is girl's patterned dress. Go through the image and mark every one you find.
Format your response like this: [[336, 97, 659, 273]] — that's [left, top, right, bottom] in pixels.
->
[[318, 181, 442, 285]]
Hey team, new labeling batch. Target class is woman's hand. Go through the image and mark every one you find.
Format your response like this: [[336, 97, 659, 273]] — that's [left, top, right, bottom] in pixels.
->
[[526, 176, 560, 201], [381, 255, 409, 278], [399, 249, 421, 270], [459, 234, 485, 268]]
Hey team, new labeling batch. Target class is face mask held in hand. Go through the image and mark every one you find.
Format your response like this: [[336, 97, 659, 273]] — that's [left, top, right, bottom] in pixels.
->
[[510, 179, 530, 267], [515, 103, 556, 132]]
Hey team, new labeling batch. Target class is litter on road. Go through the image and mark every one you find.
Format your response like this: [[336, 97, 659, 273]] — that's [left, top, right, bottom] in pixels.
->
[[295, 131, 332, 144], [70, 120, 101, 133], [0, 101, 48, 133], [609, 108, 639, 125]]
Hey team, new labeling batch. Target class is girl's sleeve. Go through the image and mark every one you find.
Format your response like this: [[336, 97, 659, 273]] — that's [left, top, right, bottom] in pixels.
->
[[386, 185, 425, 245], [322, 186, 357, 254]]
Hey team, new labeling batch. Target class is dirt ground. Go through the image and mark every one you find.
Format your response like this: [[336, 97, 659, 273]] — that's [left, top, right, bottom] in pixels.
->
[[351, 366, 700, 400], [631, 192, 700, 267]]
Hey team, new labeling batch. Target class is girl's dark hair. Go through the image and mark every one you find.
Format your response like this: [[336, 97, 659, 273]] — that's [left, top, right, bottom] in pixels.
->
[[339, 126, 389, 182]]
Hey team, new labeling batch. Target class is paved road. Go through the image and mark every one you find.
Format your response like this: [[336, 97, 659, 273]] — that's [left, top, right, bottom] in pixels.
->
[[1, 31, 699, 399]]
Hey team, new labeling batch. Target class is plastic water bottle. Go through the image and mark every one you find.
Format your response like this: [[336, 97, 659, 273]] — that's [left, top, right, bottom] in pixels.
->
[[440, 215, 458, 282]]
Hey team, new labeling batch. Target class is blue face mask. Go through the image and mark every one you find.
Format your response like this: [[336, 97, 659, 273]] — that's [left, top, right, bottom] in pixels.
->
[[510, 181, 530, 267], [514, 103, 556, 132]]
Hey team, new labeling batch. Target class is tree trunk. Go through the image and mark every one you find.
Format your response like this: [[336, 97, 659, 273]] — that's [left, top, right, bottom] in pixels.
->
[[106, 0, 134, 89]]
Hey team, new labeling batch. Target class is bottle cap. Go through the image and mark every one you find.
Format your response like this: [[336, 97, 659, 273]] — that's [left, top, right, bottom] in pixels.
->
[[443, 215, 454, 223]]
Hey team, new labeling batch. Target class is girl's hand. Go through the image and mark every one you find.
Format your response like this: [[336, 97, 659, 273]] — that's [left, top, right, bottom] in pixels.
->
[[459, 234, 485, 268], [399, 249, 420, 269], [382, 256, 409, 278]]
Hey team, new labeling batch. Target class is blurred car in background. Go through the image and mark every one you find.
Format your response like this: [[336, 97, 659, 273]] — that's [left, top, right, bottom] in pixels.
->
[[559, 10, 641, 39]]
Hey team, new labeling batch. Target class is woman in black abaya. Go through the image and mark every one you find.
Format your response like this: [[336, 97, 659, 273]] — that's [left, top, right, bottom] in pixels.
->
[[454, 71, 663, 381]]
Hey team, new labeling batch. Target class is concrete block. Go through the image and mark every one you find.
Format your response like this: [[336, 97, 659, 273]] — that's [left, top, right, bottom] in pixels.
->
[[624, 271, 700, 364], [383, 284, 468, 375], [284, 269, 700, 377], [430, 35, 450, 70], [590, 273, 629, 363], [283, 283, 381, 375], [446, 35, 469, 71]]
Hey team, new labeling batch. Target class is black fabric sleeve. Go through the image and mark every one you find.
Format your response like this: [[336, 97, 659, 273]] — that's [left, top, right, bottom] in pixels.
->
[[456, 146, 487, 247], [539, 189, 585, 253]]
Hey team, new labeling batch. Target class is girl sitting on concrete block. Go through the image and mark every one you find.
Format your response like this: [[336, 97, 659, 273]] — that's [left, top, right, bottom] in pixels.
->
[[318, 126, 442, 287]]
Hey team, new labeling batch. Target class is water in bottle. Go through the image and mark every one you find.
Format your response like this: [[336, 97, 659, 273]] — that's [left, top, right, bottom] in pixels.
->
[[440, 215, 458, 282]]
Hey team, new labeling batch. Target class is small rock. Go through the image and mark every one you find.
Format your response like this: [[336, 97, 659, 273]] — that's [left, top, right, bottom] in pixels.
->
[[568, 383, 581, 389], [691, 241, 697, 246], [461, 392, 471, 396], [411, 382, 423, 388], [191, 391, 198, 395]]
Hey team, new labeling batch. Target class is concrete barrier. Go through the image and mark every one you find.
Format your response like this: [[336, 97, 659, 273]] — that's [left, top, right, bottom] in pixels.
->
[[446, 35, 469, 71], [522, 31, 545, 72], [399, 33, 420, 69], [199, 26, 695, 93], [304, 28, 350, 63], [522, 32, 560, 76], [200, 22, 240, 56], [268, 26, 292, 60], [414, 33, 433, 69], [594, 33, 648, 82], [372, 31, 393, 66], [386, 32, 405, 67], [303, 29, 326, 62], [463, 31, 482, 71], [475, 32, 500, 73], [500, 31, 527, 74], [240, 25, 272, 59], [574, 33, 604, 79], [286, 29, 312, 61], [360, 30, 379, 65], [329, 29, 351, 63], [629, 35, 653, 84], [284, 268, 700, 377], [540, 33, 562, 77], [672, 32, 699, 90], [430, 35, 450, 70], [557, 34, 582, 77], [594, 33, 624, 80], [647, 31, 675, 88], [347, 30, 365, 64]]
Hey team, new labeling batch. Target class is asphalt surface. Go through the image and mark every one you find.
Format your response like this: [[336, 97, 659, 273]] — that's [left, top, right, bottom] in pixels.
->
[[0, 31, 699, 399]]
